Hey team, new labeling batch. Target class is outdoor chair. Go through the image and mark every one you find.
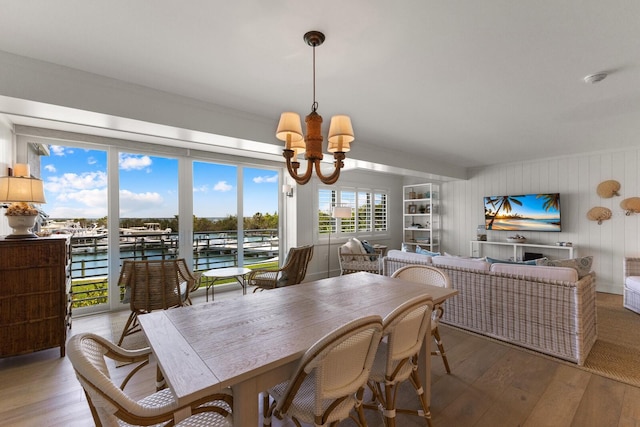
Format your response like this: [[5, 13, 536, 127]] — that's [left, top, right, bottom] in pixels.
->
[[263, 315, 383, 427], [364, 294, 434, 427], [247, 244, 314, 291], [117, 258, 196, 346], [623, 257, 640, 315], [67, 332, 233, 426], [391, 264, 452, 373]]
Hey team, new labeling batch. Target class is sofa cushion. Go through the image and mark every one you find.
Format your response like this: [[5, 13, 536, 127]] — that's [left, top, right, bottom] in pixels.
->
[[537, 256, 593, 279], [386, 249, 433, 264], [486, 256, 536, 265], [432, 255, 490, 271], [490, 263, 578, 282], [626, 276, 640, 292]]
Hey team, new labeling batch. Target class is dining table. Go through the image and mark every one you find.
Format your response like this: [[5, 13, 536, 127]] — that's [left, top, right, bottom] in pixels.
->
[[138, 271, 458, 426]]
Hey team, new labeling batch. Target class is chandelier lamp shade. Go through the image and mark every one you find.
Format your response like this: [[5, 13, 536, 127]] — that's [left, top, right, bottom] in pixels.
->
[[277, 31, 355, 185]]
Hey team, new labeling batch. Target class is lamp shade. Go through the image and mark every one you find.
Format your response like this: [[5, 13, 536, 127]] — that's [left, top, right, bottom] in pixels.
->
[[0, 176, 46, 203], [331, 206, 352, 219], [276, 112, 304, 150], [327, 115, 354, 153]]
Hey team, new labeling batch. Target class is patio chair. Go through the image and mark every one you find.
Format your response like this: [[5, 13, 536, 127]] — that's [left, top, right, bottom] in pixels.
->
[[117, 258, 196, 346], [391, 264, 452, 373], [263, 315, 383, 427], [67, 333, 233, 426], [364, 294, 434, 427], [247, 244, 314, 291]]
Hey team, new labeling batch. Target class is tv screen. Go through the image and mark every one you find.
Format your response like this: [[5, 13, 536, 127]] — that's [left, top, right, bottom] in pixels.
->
[[484, 193, 561, 231]]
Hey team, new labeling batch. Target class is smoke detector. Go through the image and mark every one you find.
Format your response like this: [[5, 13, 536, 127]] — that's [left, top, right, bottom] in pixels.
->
[[583, 73, 608, 84]]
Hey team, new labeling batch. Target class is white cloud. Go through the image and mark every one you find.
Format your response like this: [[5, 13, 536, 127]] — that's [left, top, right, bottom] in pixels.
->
[[214, 181, 233, 192], [45, 171, 107, 193], [119, 189, 164, 216], [193, 184, 209, 193], [50, 145, 67, 156], [253, 174, 278, 184], [119, 153, 152, 171], [44, 164, 56, 173], [87, 157, 97, 165]]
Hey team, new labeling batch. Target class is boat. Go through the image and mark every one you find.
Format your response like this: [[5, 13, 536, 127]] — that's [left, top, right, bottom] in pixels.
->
[[120, 223, 172, 242]]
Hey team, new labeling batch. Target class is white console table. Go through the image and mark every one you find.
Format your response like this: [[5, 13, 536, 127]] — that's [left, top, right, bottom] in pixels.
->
[[470, 240, 574, 261]]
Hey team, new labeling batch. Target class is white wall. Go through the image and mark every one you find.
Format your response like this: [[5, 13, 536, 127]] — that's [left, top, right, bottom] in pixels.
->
[[441, 147, 640, 294], [294, 169, 404, 281], [0, 116, 14, 236]]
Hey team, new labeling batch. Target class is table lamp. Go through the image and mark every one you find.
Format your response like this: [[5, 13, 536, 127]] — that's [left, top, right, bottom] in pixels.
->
[[0, 164, 47, 239]]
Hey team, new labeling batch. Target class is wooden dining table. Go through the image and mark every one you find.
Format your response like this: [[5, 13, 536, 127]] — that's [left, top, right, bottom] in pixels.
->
[[138, 271, 458, 426]]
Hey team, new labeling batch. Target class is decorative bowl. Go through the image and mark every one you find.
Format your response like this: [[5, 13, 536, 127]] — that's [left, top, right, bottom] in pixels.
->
[[506, 237, 526, 243]]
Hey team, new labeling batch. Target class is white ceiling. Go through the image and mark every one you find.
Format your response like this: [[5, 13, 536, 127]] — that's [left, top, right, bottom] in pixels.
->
[[0, 0, 639, 171]]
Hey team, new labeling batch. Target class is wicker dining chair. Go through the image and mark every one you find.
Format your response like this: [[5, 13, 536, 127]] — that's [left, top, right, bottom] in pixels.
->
[[263, 315, 383, 427], [247, 245, 314, 291], [67, 333, 233, 427], [391, 264, 452, 373], [117, 258, 196, 346], [364, 294, 434, 427]]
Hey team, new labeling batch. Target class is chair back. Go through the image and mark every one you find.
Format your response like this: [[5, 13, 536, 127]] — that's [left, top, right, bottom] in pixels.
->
[[67, 333, 148, 426], [119, 258, 195, 312], [381, 295, 434, 380], [391, 264, 451, 289], [276, 315, 383, 422], [280, 245, 314, 286]]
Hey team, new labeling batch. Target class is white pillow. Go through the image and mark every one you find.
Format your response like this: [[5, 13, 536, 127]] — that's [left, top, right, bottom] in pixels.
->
[[347, 237, 366, 254]]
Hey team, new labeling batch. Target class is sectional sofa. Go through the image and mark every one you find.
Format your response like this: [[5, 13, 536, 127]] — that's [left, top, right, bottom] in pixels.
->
[[382, 250, 597, 365]]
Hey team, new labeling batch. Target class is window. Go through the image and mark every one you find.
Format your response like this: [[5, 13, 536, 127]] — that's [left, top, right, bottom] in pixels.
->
[[318, 187, 388, 238]]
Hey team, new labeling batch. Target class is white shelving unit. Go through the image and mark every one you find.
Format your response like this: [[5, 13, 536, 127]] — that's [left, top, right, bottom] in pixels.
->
[[402, 183, 440, 253], [469, 240, 575, 260]]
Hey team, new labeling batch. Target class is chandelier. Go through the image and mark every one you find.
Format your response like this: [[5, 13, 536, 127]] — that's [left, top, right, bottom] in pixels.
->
[[276, 31, 355, 185]]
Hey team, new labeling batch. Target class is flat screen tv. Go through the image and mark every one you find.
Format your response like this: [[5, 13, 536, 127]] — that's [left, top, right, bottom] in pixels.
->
[[484, 193, 561, 231]]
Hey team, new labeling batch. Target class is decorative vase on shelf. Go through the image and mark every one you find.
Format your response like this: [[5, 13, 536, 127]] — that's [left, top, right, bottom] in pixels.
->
[[6, 214, 38, 239]]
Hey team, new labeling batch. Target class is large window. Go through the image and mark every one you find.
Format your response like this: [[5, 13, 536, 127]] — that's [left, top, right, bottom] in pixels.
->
[[318, 187, 388, 239]]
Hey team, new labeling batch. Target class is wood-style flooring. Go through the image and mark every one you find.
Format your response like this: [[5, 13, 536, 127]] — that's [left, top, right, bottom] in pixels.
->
[[1, 290, 639, 427]]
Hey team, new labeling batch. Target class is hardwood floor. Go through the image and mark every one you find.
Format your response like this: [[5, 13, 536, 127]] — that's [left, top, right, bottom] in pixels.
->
[[1, 290, 639, 426]]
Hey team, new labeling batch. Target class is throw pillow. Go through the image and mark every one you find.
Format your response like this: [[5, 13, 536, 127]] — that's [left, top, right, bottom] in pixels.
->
[[537, 256, 593, 278], [401, 242, 410, 252], [361, 240, 377, 261], [416, 246, 440, 257]]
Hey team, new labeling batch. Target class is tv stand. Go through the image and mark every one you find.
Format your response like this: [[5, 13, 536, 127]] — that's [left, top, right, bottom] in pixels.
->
[[470, 240, 574, 261]]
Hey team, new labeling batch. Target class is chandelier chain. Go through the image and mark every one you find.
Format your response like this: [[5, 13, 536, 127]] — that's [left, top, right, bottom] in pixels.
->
[[312, 44, 318, 113]]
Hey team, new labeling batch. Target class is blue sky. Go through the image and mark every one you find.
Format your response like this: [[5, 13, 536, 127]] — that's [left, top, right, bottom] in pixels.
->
[[41, 145, 279, 219]]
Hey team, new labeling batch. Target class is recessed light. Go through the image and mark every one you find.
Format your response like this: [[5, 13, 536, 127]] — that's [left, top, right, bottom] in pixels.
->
[[583, 73, 608, 84]]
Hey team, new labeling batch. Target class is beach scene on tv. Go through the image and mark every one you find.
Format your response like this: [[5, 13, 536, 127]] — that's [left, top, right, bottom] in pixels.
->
[[484, 193, 561, 231]]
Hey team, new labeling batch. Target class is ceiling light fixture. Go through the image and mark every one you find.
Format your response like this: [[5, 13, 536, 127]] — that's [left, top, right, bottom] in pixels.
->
[[276, 31, 354, 185]]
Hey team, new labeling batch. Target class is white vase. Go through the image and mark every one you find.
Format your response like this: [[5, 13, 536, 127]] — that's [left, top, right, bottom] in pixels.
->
[[6, 215, 38, 239]]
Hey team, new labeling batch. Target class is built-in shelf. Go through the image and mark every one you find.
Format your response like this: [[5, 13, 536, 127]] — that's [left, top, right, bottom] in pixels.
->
[[470, 240, 574, 260], [403, 183, 439, 252]]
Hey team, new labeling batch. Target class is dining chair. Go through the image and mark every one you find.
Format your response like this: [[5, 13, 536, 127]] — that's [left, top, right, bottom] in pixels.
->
[[247, 244, 314, 291], [263, 315, 383, 427], [117, 258, 196, 346], [67, 332, 233, 426], [364, 294, 434, 427], [391, 264, 452, 373]]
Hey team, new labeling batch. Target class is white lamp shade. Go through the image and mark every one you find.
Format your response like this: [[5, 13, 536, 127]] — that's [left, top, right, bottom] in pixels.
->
[[328, 115, 354, 153], [276, 112, 304, 150], [13, 164, 31, 177], [0, 176, 46, 203], [331, 206, 352, 219]]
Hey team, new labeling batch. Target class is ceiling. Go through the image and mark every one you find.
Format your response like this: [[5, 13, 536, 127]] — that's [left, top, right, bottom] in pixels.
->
[[0, 1, 639, 173]]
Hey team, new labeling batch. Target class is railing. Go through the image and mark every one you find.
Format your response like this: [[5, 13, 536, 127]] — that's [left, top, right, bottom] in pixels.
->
[[70, 229, 279, 309]]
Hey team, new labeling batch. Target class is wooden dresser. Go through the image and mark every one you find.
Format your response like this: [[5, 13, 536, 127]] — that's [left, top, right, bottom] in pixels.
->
[[0, 235, 72, 358]]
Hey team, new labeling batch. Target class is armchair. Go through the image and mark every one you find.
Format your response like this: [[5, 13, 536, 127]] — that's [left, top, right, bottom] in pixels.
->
[[247, 245, 314, 291], [624, 257, 640, 315], [339, 238, 382, 275]]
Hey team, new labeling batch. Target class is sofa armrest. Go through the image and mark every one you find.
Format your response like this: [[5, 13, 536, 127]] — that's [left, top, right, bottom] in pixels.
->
[[624, 257, 640, 278]]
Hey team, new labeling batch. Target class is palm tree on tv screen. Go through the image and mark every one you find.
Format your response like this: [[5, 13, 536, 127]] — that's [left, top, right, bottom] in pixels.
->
[[537, 193, 560, 213], [485, 195, 524, 229]]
